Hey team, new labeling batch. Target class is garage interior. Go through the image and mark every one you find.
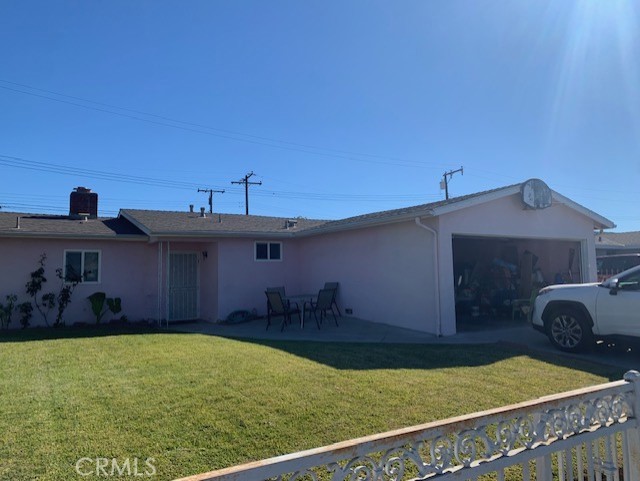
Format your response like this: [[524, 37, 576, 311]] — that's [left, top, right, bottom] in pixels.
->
[[452, 235, 582, 330]]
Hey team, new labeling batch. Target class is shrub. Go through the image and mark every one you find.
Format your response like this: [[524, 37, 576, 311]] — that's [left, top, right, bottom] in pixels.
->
[[87, 292, 124, 324], [25, 254, 56, 326], [0, 294, 17, 330], [17, 302, 33, 329]]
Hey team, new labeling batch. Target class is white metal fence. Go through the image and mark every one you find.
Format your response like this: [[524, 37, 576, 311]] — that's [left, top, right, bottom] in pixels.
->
[[177, 371, 640, 481]]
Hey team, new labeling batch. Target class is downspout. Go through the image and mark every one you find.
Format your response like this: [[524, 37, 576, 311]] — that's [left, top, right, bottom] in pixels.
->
[[166, 241, 171, 329], [415, 217, 442, 337], [157, 242, 163, 327]]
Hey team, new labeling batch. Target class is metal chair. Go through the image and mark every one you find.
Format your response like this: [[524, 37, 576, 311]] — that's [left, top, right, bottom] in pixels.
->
[[308, 288, 338, 327], [265, 290, 300, 331], [266, 286, 298, 327], [323, 282, 342, 317]]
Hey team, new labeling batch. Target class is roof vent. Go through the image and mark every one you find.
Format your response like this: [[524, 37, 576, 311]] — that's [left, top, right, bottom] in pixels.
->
[[15, 216, 20, 229], [70, 187, 98, 219], [285, 219, 298, 229], [189, 204, 194, 213], [200, 207, 206, 218]]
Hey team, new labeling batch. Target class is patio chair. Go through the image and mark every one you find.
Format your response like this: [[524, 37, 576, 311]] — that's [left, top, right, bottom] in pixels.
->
[[308, 288, 338, 327], [266, 286, 299, 327], [265, 290, 300, 331], [323, 282, 342, 317]]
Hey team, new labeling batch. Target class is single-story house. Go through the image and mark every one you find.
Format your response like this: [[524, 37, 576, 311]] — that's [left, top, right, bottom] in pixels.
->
[[596, 231, 640, 256], [0, 179, 613, 335]]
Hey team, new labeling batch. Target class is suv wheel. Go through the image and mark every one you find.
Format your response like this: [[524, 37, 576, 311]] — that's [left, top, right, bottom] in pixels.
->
[[547, 307, 593, 352]]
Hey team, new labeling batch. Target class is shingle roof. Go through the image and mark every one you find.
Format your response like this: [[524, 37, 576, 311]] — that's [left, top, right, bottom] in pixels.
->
[[119, 209, 328, 236], [120, 186, 519, 237], [0, 212, 146, 238], [302, 184, 521, 233], [596, 231, 640, 248], [0, 180, 613, 240]]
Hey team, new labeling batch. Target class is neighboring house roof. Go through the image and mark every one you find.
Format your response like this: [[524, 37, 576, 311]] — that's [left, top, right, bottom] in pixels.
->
[[596, 231, 640, 250], [0, 212, 146, 239], [119, 209, 328, 238]]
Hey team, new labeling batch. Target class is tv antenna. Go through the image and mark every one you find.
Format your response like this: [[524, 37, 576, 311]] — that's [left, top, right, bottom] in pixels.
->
[[197, 188, 225, 214], [440, 166, 463, 200], [231, 171, 262, 215]]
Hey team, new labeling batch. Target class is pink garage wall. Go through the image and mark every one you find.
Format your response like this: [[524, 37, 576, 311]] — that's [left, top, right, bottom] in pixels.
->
[[216, 238, 302, 320], [0, 238, 158, 327], [436, 193, 598, 335], [297, 220, 438, 333]]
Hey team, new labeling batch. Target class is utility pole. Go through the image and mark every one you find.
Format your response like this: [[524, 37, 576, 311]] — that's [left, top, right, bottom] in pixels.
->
[[441, 166, 464, 200], [231, 171, 262, 215], [197, 188, 225, 214]]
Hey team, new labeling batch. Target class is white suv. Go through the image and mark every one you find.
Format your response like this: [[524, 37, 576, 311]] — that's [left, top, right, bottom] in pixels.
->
[[531, 265, 640, 352]]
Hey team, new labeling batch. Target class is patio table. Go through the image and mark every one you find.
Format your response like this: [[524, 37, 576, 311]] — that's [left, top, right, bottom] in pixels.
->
[[284, 294, 317, 328]]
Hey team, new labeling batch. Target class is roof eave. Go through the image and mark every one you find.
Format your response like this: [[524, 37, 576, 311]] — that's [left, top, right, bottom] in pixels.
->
[[0, 232, 148, 241], [147, 230, 301, 242], [430, 185, 520, 216], [118, 210, 154, 235], [551, 192, 615, 230], [296, 209, 436, 237]]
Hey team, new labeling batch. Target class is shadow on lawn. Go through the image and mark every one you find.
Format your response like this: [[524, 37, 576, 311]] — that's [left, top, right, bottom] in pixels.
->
[[0, 324, 628, 382], [0, 324, 172, 343], [220, 337, 626, 381]]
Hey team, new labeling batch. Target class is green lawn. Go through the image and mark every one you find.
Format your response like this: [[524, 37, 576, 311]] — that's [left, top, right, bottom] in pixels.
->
[[0, 328, 623, 480]]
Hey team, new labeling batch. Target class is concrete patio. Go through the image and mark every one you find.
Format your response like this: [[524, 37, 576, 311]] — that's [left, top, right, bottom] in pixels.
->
[[170, 315, 640, 371]]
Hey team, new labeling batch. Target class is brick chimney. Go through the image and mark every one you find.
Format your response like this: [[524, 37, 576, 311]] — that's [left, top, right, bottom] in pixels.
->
[[69, 187, 98, 219]]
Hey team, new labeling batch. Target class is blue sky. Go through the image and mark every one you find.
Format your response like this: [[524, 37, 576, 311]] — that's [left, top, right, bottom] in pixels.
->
[[1, 1, 639, 230]]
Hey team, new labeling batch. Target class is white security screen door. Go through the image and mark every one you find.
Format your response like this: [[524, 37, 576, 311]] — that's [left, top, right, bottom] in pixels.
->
[[168, 252, 199, 321]]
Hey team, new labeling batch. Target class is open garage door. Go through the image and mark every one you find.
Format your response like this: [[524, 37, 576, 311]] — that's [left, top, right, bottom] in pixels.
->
[[452, 235, 582, 331]]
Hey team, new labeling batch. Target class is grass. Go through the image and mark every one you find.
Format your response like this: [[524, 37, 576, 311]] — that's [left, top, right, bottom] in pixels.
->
[[0, 327, 624, 480]]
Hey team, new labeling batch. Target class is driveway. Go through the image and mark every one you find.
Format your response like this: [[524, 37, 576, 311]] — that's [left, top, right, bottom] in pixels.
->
[[171, 317, 640, 372]]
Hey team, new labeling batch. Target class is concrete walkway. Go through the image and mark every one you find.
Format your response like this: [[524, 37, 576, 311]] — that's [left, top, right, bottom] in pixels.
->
[[170, 316, 526, 344], [170, 316, 640, 371]]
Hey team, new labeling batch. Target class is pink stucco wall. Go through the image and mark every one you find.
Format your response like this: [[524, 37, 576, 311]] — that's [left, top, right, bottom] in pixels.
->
[[216, 238, 302, 320], [0, 192, 600, 335], [296, 220, 438, 333], [0, 238, 157, 327]]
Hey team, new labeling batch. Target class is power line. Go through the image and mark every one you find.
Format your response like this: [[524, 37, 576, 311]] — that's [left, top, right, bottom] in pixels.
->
[[0, 153, 434, 202], [0, 154, 219, 191], [440, 166, 464, 200], [197, 188, 225, 213], [231, 172, 262, 216], [0, 79, 450, 169]]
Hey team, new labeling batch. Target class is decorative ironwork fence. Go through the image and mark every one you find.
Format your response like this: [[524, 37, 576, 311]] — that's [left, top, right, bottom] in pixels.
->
[[177, 371, 640, 481]]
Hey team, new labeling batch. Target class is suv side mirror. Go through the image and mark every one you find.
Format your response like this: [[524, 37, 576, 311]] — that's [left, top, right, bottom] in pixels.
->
[[610, 280, 620, 295]]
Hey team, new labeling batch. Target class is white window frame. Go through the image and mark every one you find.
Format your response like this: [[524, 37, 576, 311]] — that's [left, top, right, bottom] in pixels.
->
[[63, 249, 102, 284], [254, 241, 283, 262]]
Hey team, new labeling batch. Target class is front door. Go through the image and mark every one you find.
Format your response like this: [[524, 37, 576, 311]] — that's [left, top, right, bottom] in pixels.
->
[[169, 252, 199, 321]]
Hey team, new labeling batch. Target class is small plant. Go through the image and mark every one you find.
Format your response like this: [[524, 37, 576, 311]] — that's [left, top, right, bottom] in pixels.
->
[[87, 292, 124, 324], [0, 294, 17, 329], [17, 302, 33, 329], [25, 254, 56, 326], [106, 297, 122, 317], [53, 268, 79, 328], [87, 292, 108, 323]]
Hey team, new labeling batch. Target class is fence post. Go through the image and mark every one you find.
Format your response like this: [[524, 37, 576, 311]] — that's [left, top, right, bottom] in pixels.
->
[[624, 370, 640, 481], [534, 412, 552, 481]]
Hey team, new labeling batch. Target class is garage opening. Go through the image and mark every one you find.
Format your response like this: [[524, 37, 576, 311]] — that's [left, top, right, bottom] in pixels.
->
[[452, 235, 582, 331]]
